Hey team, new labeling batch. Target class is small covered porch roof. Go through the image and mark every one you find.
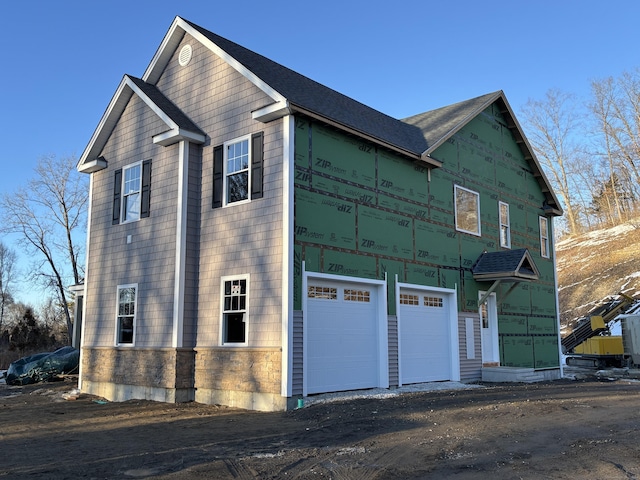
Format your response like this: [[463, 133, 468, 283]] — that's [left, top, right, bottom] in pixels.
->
[[472, 249, 540, 306]]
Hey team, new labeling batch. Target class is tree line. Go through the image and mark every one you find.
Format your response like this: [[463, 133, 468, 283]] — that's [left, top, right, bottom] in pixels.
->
[[519, 67, 640, 236], [0, 155, 86, 367]]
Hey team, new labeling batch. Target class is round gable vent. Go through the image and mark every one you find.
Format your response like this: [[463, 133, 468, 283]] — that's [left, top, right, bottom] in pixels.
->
[[179, 44, 193, 66]]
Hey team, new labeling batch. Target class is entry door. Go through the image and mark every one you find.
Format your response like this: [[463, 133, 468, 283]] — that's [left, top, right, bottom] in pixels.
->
[[480, 292, 499, 364]]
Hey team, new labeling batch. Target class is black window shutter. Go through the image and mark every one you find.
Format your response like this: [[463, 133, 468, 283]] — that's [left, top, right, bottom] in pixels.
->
[[212, 145, 223, 208], [251, 131, 264, 199], [112, 168, 122, 225], [140, 159, 152, 218]]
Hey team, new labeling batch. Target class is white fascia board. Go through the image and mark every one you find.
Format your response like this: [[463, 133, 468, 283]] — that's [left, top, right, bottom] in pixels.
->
[[125, 76, 179, 131], [126, 77, 205, 146], [77, 77, 133, 172], [145, 17, 287, 106], [153, 128, 206, 146], [142, 17, 186, 84]]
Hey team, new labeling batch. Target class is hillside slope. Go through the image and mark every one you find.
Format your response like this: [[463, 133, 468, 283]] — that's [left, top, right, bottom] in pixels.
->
[[556, 222, 640, 330]]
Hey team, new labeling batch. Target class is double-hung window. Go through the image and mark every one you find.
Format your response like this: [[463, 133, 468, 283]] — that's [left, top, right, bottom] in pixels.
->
[[540, 216, 550, 258], [221, 275, 249, 345], [225, 137, 250, 205], [112, 160, 151, 224], [212, 132, 264, 208], [122, 163, 142, 222], [454, 185, 481, 236], [499, 201, 511, 248], [116, 284, 137, 345]]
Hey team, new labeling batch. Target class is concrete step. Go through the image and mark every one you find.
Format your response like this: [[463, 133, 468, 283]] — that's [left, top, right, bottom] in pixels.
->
[[481, 366, 554, 383]]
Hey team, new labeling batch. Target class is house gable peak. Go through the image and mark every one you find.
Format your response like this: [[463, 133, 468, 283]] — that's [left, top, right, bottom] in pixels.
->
[[77, 74, 205, 173]]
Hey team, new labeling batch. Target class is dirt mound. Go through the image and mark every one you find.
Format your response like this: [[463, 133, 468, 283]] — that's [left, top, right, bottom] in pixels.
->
[[2, 377, 640, 479]]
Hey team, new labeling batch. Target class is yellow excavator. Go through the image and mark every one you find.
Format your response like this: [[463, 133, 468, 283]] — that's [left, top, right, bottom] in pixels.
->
[[562, 294, 640, 368]]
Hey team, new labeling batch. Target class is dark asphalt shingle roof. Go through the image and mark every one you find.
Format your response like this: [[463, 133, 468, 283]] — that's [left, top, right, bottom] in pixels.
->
[[402, 92, 502, 155], [472, 248, 539, 280], [184, 20, 430, 156], [126, 75, 205, 135]]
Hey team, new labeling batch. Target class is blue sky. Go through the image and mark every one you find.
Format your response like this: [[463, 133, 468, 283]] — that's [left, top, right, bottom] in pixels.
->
[[1, 0, 639, 304]]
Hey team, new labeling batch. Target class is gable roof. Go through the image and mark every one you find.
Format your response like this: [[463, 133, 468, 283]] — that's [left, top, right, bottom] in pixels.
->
[[471, 248, 540, 282], [403, 91, 563, 215], [78, 74, 205, 173], [152, 18, 436, 165], [76, 16, 563, 215]]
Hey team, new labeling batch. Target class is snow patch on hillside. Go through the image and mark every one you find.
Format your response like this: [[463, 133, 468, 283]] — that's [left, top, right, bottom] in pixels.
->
[[557, 221, 640, 328], [556, 223, 635, 251]]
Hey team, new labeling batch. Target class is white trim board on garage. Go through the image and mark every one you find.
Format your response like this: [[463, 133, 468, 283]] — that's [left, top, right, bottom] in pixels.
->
[[395, 280, 460, 386], [302, 266, 389, 396]]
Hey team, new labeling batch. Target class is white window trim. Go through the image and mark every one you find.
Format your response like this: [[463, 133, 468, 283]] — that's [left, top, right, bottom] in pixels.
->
[[454, 185, 481, 236], [499, 201, 511, 249], [223, 134, 252, 207], [121, 161, 142, 223], [220, 273, 250, 346], [115, 283, 138, 347], [540, 216, 550, 258]]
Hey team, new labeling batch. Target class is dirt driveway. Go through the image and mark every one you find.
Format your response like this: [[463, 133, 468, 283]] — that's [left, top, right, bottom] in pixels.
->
[[1, 374, 640, 479]]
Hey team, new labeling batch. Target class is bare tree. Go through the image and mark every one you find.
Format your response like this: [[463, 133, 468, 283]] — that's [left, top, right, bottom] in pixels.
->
[[589, 70, 640, 220], [590, 76, 628, 223], [520, 89, 586, 235], [1, 155, 87, 341], [39, 297, 69, 344], [0, 242, 17, 332]]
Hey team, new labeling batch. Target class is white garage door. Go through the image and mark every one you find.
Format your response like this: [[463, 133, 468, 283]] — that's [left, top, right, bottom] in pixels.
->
[[399, 288, 451, 384], [306, 279, 380, 394]]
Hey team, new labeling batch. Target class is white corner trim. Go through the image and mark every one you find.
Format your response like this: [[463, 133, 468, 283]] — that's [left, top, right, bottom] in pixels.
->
[[78, 174, 95, 390], [172, 140, 189, 348], [281, 115, 295, 398]]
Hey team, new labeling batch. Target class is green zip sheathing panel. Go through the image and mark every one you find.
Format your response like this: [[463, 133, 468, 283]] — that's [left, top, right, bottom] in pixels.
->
[[293, 104, 559, 368]]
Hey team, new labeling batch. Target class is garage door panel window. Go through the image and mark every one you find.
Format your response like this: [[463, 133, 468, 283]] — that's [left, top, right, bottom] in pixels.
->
[[400, 293, 419, 305], [344, 289, 370, 302], [308, 286, 337, 300], [424, 296, 444, 307], [222, 276, 248, 345]]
